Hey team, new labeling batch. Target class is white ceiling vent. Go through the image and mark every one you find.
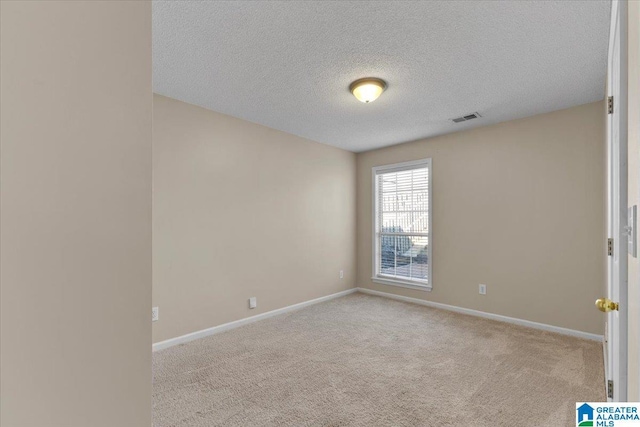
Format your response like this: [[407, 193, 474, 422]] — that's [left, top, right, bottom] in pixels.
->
[[451, 112, 482, 123]]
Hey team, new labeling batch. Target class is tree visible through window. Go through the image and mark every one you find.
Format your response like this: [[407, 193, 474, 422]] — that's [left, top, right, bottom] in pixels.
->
[[373, 159, 431, 289]]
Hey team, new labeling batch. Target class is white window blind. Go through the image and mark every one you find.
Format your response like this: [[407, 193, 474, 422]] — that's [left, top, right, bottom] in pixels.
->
[[373, 159, 431, 290]]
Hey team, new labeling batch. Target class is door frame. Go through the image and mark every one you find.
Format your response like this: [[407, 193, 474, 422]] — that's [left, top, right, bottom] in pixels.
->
[[606, 0, 628, 403]]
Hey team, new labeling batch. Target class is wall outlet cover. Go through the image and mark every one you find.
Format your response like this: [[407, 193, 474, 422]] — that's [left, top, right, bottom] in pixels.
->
[[152, 307, 159, 322], [340, 270, 344, 279], [249, 297, 257, 309], [479, 284, 487, 295]]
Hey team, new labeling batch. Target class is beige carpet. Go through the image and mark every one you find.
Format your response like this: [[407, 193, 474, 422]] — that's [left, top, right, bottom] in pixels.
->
[[153, 293, 605, 426]]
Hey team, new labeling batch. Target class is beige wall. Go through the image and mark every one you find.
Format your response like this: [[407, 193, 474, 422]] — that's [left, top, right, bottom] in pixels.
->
[[627, 0, 640, 402], [0, 2, 152, 426], [357, 101, 606, 335], [152, 95, 356, 344]]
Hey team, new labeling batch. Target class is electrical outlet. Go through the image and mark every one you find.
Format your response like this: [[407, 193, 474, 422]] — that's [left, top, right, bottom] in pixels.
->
[[152, 307, 159, 322], [249, 297, 257, 309], [479, 284, 487, 295], [340, 270, 344, 279]]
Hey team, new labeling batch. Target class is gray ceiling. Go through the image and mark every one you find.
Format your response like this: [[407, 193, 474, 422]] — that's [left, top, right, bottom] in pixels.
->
[[153, 1, 611, 153]]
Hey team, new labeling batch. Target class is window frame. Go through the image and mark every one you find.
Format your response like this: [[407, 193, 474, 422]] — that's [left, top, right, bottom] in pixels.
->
[[371, 158, 433, 291]]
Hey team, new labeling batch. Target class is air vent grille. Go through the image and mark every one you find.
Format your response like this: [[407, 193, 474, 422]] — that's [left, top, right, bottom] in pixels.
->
[[451, 112, 482, 123]]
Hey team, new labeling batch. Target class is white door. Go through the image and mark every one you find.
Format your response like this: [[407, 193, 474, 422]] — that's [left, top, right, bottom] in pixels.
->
[[605, 0, 628, 403]]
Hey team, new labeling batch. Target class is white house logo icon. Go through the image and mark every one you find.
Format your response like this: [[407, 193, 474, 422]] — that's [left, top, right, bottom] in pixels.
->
[[577, 403, 594, 426]]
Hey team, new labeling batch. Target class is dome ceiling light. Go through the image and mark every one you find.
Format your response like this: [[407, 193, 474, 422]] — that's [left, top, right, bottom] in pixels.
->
[[349, 77, 387, 103]]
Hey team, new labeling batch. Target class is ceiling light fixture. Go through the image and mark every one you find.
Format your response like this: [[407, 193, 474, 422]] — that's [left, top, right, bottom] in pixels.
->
[[349, 77, 387, 103]]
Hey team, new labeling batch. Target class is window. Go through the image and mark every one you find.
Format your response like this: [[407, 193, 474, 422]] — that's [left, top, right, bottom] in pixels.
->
[[372, 159, 432, 291]]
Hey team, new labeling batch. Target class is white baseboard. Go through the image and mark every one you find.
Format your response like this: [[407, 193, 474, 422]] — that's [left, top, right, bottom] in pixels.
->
[[152, 288, 358, 352], [356, 287, 603, 342], [153, 286, 602, 352]]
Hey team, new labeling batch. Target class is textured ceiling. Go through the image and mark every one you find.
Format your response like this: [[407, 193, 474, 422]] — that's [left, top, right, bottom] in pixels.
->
[[153, 1, 610, 152]]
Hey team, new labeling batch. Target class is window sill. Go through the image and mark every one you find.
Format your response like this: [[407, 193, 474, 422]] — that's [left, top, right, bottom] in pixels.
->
[[371, 277, 432, 292]]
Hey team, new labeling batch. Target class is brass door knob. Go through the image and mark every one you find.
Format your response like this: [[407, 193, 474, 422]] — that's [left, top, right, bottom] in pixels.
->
[[596, 298, 619, 312]]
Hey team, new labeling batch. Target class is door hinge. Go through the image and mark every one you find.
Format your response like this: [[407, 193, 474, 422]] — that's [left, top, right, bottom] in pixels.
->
[[608, 379, 614, 398], [608, 238, 614, 256], [608, 96, 614, 114]]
